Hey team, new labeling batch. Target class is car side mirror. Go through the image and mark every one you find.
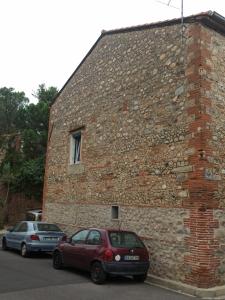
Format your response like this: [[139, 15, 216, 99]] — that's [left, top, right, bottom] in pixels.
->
[[67, 237, 72, 243]]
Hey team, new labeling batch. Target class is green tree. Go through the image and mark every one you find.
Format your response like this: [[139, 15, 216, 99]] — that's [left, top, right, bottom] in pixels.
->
[[33, 83, 58, 104], [0, 87, 28, 134], [0, 84, 58, 201], [15, 84, 58, 197]]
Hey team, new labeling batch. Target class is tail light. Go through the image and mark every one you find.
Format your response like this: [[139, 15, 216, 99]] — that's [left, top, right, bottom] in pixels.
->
[[61, 235, 67, 242], [103, 249, 113, 262], [143, 250, 149, 260], [30, 234, 40, 241]]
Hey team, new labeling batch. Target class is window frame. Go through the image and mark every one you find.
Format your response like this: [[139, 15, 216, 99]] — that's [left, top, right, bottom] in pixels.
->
[[109, 231, 145, 249], [71, 229, 89, 245], [70, 130, 82, 165], [14, 222, 28, 233], [86, 230, 102, 245], [111, 205, 119, 220]]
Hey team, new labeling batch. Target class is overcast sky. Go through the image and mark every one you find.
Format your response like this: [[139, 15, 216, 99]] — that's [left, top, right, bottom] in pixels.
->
[[0, 0, 225, 101]]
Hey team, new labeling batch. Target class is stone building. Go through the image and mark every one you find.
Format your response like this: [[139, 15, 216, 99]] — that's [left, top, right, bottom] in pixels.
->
[[43, 11, 225, 297]]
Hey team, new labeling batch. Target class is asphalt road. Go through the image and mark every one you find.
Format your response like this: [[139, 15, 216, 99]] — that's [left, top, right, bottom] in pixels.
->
[[0, 248, 197, 300]]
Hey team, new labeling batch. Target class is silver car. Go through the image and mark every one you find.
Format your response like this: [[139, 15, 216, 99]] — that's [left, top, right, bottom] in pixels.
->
[[1, 221, 66, 257]]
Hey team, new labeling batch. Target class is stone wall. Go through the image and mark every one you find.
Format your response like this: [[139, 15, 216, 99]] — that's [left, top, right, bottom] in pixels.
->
[[44, 22, 191, 283], [210, 27, 225, 284], [45, 202, 189, 282], [43, 20, 225, 289], [179, 24, 221, 288]]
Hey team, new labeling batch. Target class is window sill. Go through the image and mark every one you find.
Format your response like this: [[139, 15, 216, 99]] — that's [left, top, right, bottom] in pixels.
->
[[68, 163, 85, 175]]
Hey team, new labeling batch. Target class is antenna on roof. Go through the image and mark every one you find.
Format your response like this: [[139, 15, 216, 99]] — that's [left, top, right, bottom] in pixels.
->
[[156, 0, 179, 10], [162, 0, 185, 42], [155, 0, 185, 42], [181, 0, 184, 21], [181, 0, 185, 43]]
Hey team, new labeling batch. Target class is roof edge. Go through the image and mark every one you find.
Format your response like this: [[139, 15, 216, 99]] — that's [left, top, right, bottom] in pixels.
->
[[51, 11, 225, 106], [101, 11, 225, 36], [50, 34, 103, 107]]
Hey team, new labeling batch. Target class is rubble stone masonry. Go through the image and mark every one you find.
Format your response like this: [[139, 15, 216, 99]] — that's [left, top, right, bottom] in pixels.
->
[[43, 18, 225, 290], [210, 27, 225, 284]]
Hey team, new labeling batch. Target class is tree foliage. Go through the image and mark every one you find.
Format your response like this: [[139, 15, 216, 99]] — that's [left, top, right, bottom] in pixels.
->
[[0, 87, 29, 134], [0, 84, 58, 200], [33, 83, 58, 104]]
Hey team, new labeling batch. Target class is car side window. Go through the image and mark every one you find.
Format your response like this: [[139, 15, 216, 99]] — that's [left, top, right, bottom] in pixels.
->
[[11, 223, 21, 232], [71, 230, 89, 244], [15, 222, 28, 233], [86, 230, 102, 245]]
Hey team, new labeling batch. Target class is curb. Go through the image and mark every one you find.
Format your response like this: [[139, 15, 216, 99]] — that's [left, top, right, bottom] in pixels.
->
[[146, 274, 225, 299]]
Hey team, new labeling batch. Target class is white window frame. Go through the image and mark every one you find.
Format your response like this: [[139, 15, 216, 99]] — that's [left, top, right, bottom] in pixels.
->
[[70, 131, 82, 165]]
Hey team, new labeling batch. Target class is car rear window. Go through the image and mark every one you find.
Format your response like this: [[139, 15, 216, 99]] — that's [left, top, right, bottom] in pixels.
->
[[109, 231, 144, 248], [37, 223, 61, 232]]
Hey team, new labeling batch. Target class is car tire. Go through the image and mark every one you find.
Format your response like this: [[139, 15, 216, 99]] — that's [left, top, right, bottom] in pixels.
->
[[133, 273, 147, 282], [53, 252, 64, 269], [2, 238, 8, 251], [90, 262, 107, 284], [21, 243, 29, 258]]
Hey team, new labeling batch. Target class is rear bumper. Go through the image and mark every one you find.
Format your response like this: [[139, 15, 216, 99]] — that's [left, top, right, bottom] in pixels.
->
[[102, 261, 149, 276], [27, 243, 57, 253]]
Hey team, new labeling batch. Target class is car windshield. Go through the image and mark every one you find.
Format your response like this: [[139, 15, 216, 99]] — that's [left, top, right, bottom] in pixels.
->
[[36, 223, 61, 232], [109, 231, 144, 248]]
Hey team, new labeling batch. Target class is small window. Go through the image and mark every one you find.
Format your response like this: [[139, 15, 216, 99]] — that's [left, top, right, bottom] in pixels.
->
[[111, 205, 119, 220], [70, 131, 81, 164]]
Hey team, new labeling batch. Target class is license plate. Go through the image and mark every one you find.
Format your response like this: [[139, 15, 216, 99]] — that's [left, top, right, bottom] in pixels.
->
[[124, 255, 140, 261], [44, 237, 58, 241]]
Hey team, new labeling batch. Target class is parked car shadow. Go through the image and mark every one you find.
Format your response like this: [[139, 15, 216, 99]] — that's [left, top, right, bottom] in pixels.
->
[[65, 267, 143, 285], [1, 247, 53, 259]]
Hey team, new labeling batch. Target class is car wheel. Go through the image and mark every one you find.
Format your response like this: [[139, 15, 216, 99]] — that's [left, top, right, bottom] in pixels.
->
[[2, 238, 8, 251], [21, 243, 29, 257], [53, 252, 64, 269], [90, 262, 107, 284], [133, 273, 147, 282]]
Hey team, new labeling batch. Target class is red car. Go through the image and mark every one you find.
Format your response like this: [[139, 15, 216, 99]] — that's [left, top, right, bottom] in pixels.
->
[[52, 228, 149, 284]]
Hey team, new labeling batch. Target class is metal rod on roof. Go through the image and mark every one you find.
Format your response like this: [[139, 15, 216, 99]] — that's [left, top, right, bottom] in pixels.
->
[[181, 0, 184, 43], [156, 0, 179, 9], [181, 0, 184, 24]]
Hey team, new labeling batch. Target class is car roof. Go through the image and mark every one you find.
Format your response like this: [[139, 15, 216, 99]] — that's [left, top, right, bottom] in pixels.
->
[[83, 228, 136, 234]]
